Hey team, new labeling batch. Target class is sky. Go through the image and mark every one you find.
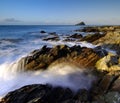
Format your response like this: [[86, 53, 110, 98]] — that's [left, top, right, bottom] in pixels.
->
[[0, 0, 120, 25]]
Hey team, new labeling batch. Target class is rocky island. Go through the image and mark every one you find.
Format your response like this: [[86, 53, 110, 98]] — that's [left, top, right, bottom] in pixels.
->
[[0, 25, 120, 103], [75, 21, 86, 26]]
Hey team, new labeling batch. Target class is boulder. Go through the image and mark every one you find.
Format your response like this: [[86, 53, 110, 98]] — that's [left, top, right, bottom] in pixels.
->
[[95, 53, 120, 73]]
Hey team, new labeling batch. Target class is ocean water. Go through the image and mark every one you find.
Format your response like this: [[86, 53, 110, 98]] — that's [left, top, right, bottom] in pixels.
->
[[0, 25, 96, 99], [0, 25, 83, 63]]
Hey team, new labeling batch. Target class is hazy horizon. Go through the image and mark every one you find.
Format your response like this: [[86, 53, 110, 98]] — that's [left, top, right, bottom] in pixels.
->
[[0, 0, 120, 25]]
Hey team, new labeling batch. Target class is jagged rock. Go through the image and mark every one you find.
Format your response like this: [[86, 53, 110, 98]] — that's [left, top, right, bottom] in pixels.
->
[[81, 33, 105, 43], [71, 47, 101, 69], [24, 45, 71, 71], [23, 45, 101, 71], [95, 53, 120, 72], [75, 26, 120, 53], [93, 46, 108, 57], [0, 84, 90, 103], [92, 28, 120, 55]]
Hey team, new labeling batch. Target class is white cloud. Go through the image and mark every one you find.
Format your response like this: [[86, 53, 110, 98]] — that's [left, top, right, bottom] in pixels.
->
[[4, 18, 22, 22]]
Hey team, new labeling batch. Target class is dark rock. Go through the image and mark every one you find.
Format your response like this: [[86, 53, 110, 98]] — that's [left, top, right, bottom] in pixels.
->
[[73, 89, 89, 102], [49, 32, 57, 36], [40, 30, 46, 33], [63, 38, 75, 42], [97, 75, 118, 93], [75, 22, 85, 26], [63, 33, 82, 42], [43, 36, 60, 41], [81, 33, 105, 43], [77, 27, 99, 32], [0, 84, 92, 103], [94, 46, 108, 57], [112, 77, 120, 92], [69, 33, 83, 39]]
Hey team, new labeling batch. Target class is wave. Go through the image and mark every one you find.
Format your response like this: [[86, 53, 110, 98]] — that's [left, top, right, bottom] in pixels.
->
[[0, 60, 96, 98]]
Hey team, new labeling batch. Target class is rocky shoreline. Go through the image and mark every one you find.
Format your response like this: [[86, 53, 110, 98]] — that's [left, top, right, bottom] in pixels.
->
[[1, 25, 120, 103]]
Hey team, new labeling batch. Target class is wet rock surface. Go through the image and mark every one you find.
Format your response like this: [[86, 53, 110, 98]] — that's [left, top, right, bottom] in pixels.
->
[[0, 84, 91, 103], [76, 26, 120, 55], [22, 45, 101, 71]]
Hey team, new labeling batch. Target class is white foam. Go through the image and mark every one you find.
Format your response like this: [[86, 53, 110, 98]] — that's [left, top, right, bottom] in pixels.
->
[[0, 61, 96, 98], [48, 40, 97, 48]]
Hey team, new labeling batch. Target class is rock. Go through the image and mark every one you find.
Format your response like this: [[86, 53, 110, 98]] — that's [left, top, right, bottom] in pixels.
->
[[43, 36, 60, 41], [23, 45, 101, 71], [63, 33, 83, 42], [76, 27, 99, 32], [24, 45, 71, 71], [98, 75, 118, 93], [40, 30, 46, 33], [92, 27, 120, 55], [92, 91, 120, 103], [111, 77, 120, 92], [73, 89, 89, 102], [0, 84, 91, 103], [63, 38, 75, 42], [95, 53, 120, 72], [94, 46, 108, 57], [70, 47, 101, 69], [81, 33, 105, 43], [75, 21, 85, 26], [69, 33, 83, 39], [49, 32, 57, 36]]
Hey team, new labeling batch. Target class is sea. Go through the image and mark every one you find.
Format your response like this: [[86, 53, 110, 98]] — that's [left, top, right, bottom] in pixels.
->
[[0, 25, 96, 99]]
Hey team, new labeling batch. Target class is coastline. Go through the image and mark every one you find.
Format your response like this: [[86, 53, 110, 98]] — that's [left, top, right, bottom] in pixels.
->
[[0, 25, 120, 103]]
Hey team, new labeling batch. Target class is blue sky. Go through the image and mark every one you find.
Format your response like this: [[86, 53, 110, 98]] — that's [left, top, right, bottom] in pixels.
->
[[0, 0, 120, 25]]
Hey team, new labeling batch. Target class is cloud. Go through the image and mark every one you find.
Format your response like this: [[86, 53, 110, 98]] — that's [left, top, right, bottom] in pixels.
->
[[4, 18, 22, 22]]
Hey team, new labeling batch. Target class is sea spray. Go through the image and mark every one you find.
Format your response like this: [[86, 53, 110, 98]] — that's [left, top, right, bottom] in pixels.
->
[[0, 61, 96, 99]]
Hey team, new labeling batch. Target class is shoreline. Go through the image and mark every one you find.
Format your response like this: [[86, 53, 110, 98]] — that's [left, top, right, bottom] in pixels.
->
[[0, 25, 120, 103]]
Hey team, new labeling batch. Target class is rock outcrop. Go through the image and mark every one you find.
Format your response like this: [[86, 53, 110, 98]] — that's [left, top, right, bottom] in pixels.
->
[[21, 45, 103, 71], [75, 26, 120, 55]]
